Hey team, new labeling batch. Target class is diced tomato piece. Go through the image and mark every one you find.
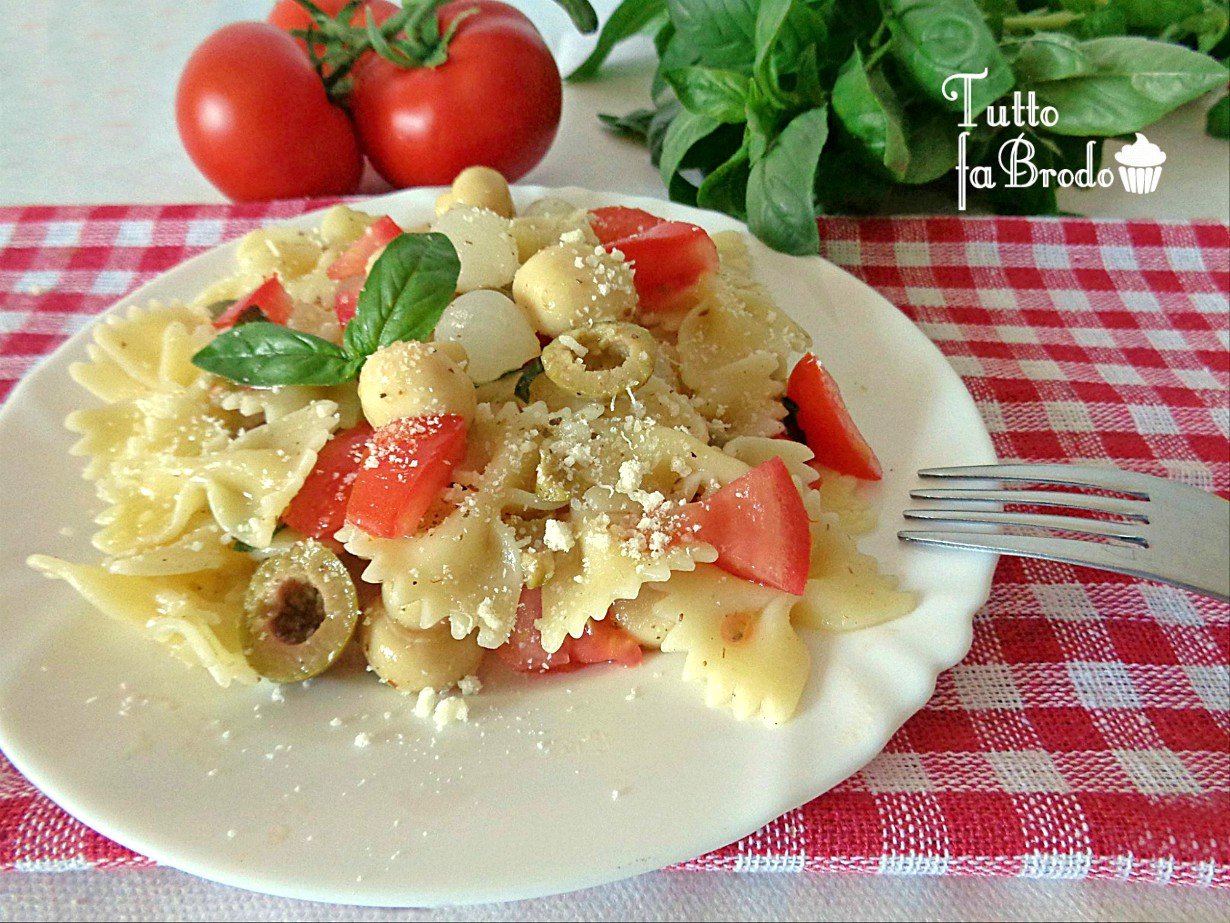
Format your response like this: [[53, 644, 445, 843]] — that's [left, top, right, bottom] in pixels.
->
[[568, 618, 643, 667], [326, 215, 402, 280], [345, 414, 467, 539], [496, 588, 576, 673], [497, 590, 643, 674], [606, 221, 719, 313], [334, 275, 363, 326], [675, 457, 811, 595], [282, 423, 374, 543], [786, 354, 882, 481], [213, 275, 294, 329], [588, 206, 664, 246]]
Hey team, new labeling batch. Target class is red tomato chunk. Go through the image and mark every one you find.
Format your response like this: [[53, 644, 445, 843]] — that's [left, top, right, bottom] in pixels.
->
[[498, 588, 643, 674], [675, 457, 811, 595], [345, 414, 468, 539], [213, 275, 294, 329], [282, 423, 374, 543], [786, 354, 882, 481]]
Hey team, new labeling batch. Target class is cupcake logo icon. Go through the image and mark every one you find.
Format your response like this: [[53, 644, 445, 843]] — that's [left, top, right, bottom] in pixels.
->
[[1115, 133, 1167, 195]]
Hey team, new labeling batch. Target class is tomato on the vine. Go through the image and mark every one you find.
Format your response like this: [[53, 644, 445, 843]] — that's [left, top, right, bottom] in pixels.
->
[[351, 0, 563, 187], [176, 22, 363, 200], [268, 0, 399, 64]]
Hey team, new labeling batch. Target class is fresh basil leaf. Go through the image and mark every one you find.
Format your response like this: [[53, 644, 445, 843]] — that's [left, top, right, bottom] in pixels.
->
[[193, 323, 359, 387], [746, 106, 830, 255], [832, 48, 911, 180], [514, 357, 544, 402], [1208, 92, 1230, 138], [568, 0, 668, 82], [658, 109, 722, 190], [1029, 37, 1228, 135], [1007, 32, 1095, 84], [901, 106, 960, 184], [1117, 0, 1204, 34], [599, 108, 655, 140], [646, 99, 682, 166], [345, 232, 460, 357], [652, 24, 701, 103], [664, 66, 751, 122], [1076, 5, 1128, 39], [886, 0, 1015, 118], [697, 141, 751, 218], [667, 0, 758, 70]]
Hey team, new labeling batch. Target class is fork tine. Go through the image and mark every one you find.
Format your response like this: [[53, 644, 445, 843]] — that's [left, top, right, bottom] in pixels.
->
[[902, 509, 1148, 543], [899, 530, 1229, 602], [918, 464, 1153, 498], [908, 488, 1151, 521]]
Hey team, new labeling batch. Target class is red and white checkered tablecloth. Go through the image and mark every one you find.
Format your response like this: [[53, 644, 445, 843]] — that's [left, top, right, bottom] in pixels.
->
[[0, 204, 1226, 888]]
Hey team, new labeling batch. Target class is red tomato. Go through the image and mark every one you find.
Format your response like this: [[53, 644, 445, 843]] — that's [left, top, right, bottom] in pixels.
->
[[176, 23, 363, 201], [213, 275, 294, 329], [497, 589, 643, 673], [568, 619, 643, 668], [345, 415, 467, 539], [351, 0, 562, 187], [334, 276, 363, 327], [605, 221, 719, 313], [327, 216, 403, 280], [588, 206, 664, 246], [786, 354, 882, 481], [675, 457, 811, 595], [282, 423, 374, 542], [496, 588, 574, 673]]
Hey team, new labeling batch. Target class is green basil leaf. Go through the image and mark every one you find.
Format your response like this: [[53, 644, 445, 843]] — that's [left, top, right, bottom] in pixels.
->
[[901, 106, 961, 184], [667, 0, 758, 70], [514, 357, 544, 402], [1117, 0, 1204, 34], [599, 108, 655, 141], [697, 141, 751, 218], [647, 99, 682, 166], [345, 232, 460, 357], [664, 66, 751, 122], [832, 48, 911, 180], [1029, 37, 1228, 136], [659, 109, 722, 190], [568, 0, 668, 82], [886, 0, 1015, 118], [1076, 5, 1128, 40], [1007, 32, 1095, 84], [746, 106, 829, 255], [1207, 92, 1230, 139], [192, 323, 359, 387], [652, 24, 701, 104]]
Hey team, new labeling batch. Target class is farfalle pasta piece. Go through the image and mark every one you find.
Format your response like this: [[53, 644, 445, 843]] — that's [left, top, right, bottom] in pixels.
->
[[793, 514, 916, 632], [657, 567, 811, 724], [27, 554, 259, 687], [69, 302, 212, 403], [537, 500, 717, 654]]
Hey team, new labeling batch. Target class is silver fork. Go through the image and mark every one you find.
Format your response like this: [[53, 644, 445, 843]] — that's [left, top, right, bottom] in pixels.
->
[[899, 464, 1230, 602]]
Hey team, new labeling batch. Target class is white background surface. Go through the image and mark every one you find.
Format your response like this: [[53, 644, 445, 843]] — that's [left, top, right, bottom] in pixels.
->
[[0, 1, 1227, 920]]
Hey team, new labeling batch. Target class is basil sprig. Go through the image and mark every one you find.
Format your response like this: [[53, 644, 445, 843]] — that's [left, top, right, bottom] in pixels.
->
[[570, 0, 1229, 247], [192, 232, 460, 387]]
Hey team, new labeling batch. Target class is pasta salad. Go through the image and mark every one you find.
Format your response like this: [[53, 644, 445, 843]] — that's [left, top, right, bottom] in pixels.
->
[[28, 168, 915, 726]]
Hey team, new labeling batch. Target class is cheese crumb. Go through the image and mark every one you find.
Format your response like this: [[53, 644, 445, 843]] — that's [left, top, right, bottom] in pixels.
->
[[458, 674, 482, 697], [543, 519, 575, 553], [353, 732, 372, 749], [414, 687, 439, 719], [433, 696, 468, 730]]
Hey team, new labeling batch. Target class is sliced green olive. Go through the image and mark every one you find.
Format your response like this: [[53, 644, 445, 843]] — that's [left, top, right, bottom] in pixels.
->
[[361, 599, 483, 692], [540, 323, 658, 398], [242, 539, 359, 683]]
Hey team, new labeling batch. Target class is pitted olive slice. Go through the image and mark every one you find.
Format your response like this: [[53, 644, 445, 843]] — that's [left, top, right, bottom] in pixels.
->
[[242, 539, 359, 683]]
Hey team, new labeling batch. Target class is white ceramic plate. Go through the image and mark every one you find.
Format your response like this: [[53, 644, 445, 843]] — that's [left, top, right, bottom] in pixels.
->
[[0, 187, 995, 906]]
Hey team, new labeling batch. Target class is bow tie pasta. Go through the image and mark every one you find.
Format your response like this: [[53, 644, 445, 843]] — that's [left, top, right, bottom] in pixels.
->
[[30, 171, 914, 727]]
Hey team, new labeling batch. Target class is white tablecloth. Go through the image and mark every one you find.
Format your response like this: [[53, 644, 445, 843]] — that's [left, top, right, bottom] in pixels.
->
[[1, 1, 1227, 918]]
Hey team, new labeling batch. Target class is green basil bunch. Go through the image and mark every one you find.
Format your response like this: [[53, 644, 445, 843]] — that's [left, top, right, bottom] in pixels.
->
[[574, 0, 1229, 254]]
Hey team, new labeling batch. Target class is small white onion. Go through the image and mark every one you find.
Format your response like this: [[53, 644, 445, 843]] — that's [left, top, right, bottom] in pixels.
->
[[435, 290, 541, 384], [431, 206, 519, 293]]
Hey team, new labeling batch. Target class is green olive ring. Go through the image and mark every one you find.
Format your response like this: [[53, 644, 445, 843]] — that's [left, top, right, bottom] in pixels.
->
[[540, 323, 658, 399], [241, 539, 360, 683]]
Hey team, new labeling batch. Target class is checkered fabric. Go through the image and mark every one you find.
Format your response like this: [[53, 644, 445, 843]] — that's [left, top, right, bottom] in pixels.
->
[[1, 205, 1226, 887]]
